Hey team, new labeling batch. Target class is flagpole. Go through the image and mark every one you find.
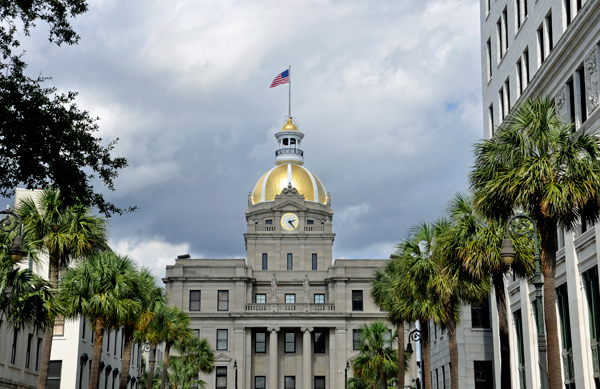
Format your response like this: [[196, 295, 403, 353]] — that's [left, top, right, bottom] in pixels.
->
[[288, 65, 291, 119]]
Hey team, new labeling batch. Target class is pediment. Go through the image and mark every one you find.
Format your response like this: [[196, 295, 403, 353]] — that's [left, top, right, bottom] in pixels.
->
[[271, 200, 308, 212], [215, 353, 232, 362], [275, 185, 305, 201]]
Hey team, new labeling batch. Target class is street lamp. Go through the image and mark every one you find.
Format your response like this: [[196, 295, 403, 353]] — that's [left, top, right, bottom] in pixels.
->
[[500, 213, 548, 388], [234, 359, 238, 389], [345, 360, 350, 389], [405, 329, 421, 356], [0, 208, 26, 262]]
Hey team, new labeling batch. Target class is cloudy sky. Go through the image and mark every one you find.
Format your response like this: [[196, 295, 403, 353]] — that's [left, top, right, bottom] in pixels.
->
[[6, 0, 484, 278]]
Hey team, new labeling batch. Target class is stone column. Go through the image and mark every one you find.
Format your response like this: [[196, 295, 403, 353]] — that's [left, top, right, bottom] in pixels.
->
[[302, 327, 313, 389], [245, 329, 252, 389], [268, 327, 279, 389]]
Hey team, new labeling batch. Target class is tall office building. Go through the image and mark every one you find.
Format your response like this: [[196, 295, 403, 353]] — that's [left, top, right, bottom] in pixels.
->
[[162, 118, 421, 389], [480, 0, 600, 387]]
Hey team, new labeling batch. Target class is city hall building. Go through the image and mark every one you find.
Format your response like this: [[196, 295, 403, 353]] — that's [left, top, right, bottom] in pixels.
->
[[163, 118, 399, 389]]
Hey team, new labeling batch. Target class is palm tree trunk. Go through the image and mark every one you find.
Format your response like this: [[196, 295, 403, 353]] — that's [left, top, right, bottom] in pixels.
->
[[89, 319, 106, 389], [420, 319, 431, 389], [446, 303, 459, 389], [37, 257, 59, 389], [539, 216, 560, 389], [493, 272, 511, 389], [398, 322, 404, 389], [160, 346, 170, 389], [119, 326, 134, 389], [147, 346, 157, 389]]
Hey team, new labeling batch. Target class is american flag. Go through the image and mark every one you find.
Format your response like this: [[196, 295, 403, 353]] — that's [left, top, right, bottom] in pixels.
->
[[270, 69, 290, 88]]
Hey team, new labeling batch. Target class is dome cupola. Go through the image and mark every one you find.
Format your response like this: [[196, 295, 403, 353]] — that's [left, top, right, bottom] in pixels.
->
[[251, 118, 326, 204]]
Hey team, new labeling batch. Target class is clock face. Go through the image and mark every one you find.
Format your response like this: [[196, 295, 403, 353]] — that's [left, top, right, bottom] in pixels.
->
[[281, 213, 298, 231]]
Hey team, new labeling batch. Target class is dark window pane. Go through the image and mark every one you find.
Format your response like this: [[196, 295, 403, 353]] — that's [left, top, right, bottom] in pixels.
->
[[352, 291, 363, 311], [353, 329, 361, 350], [314, 332, 326, 353], [285, 376, 296, 389], [471, 296, 490, 328], [216, 367, 227, 389], [285, 333, 296, 353], [312, 254, 317, 270], [218, 291, 229, 311], [262, 253, 268, 270], [255, 376, 266, 389], [474, 361, 493, 389], [287, 254, 293, 270], [256, 333, 266, 353], [315, 377, 326, 389], [190, 290, 201, 311]]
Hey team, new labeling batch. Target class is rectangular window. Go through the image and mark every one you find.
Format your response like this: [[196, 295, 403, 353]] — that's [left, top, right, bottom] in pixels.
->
[[255, 332, 266, 353], [505, 78, 511, 111], [567, 78, 576, 125], [537, 25, 545, 64], [352, 290, 363, 311], [285, 333, 296, 353], [471, 296, 491, 328], [307, 220, 314, 225], [583, 266, 600, 377], [474, 361, 494, 389], [489, 104, 494, 135], [502, 8, 508, 52], [486, 0, 491, 15], [499, 88, 505, 120], [193, 329, 200, 338], [53, 318, 64, 336], [524, 48, 530, 84], [486, 39, 492, 80], [576, 0, 582, 11], [565, 0, 572, 26], [315, 377, 326, 389], [255, 294, 266, 304], [557, 283, 575, 384], [265, 219, 273, 225], [189, 290, 201, 311], [353, 329, 361, 350], [312, 253, 317, 270], [578, 66, 587, 123], [82, 316, 86, 340], [517, 60, 523, 96], [546, 12, 553, 51], [435, 369, 439, 389], [497, 19, 503, 60], [442, 365, 446, 389], [287, 253, 293, 270], [215, 367, 227, 389], [35, 338, 42, 371], [217, 329, 228, 351], [516, 0, 521, 29], [262, 253, 268, 270], [523, 0, 528, 17], [255, 376, 266, 389], [314, 332, 326, 353], [26, 333, 33, 368], [314, 294, 325, 304], [285, 294, 296, 304], [11, 328, 18, 364], [47, 361, 62, 389], [218, 290, 229, 311], [114, 329, 118, 354], [514, 310, 527, 388], [285, 376, 296, 389]]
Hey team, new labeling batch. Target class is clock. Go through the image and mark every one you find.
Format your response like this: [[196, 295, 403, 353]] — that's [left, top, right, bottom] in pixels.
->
[[281, 213, 298, 231]]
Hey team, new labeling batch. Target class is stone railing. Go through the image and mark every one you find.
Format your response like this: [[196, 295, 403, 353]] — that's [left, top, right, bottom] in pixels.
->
[[255, 225, 276, 232], [246, 303, 335, 312], [304, 226, 325, 232]]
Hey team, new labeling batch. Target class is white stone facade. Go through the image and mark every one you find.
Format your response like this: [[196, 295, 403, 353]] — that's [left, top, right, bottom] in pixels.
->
[[480, 0, 600, 388]]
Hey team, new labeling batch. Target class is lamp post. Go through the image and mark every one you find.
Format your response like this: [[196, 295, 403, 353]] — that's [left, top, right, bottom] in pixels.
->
[[405, 329, 421, 356], [234, 359, 238, 389], [345, 360, 349, 389], [500, 213, 548, 389], [0, 208, 26, 262]]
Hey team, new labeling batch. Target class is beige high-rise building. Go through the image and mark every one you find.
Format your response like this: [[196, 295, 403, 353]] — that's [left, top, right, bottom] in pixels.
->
[[163, 118, 408, 389]]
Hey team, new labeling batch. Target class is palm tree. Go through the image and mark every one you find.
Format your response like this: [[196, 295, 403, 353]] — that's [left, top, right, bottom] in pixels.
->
[[136, 301, 169, 389], [167, 336, 215, 389], [0, 231, 57, 331], [119, 269, 165, 389], [469, 97, 600, 389], [58, 252, 141, 389], [372, 261, 408, 388], [352, 320, 398, 389], [444, 193, 533, 389], [17, 187, 107, 389], [158, 305, 192, 389]]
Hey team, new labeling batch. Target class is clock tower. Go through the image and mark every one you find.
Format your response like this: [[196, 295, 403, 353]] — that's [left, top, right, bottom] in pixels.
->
[[244, 118, 335, 272]]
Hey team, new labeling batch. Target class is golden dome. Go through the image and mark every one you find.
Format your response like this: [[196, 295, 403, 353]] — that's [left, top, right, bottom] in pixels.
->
[[281, 118, 299, 132], [252, 164, 326, 204]]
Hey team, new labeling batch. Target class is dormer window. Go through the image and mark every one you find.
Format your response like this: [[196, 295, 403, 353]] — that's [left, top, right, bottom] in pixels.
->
[[307, 220, 314, 225], [265, 220, 273, 225]]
